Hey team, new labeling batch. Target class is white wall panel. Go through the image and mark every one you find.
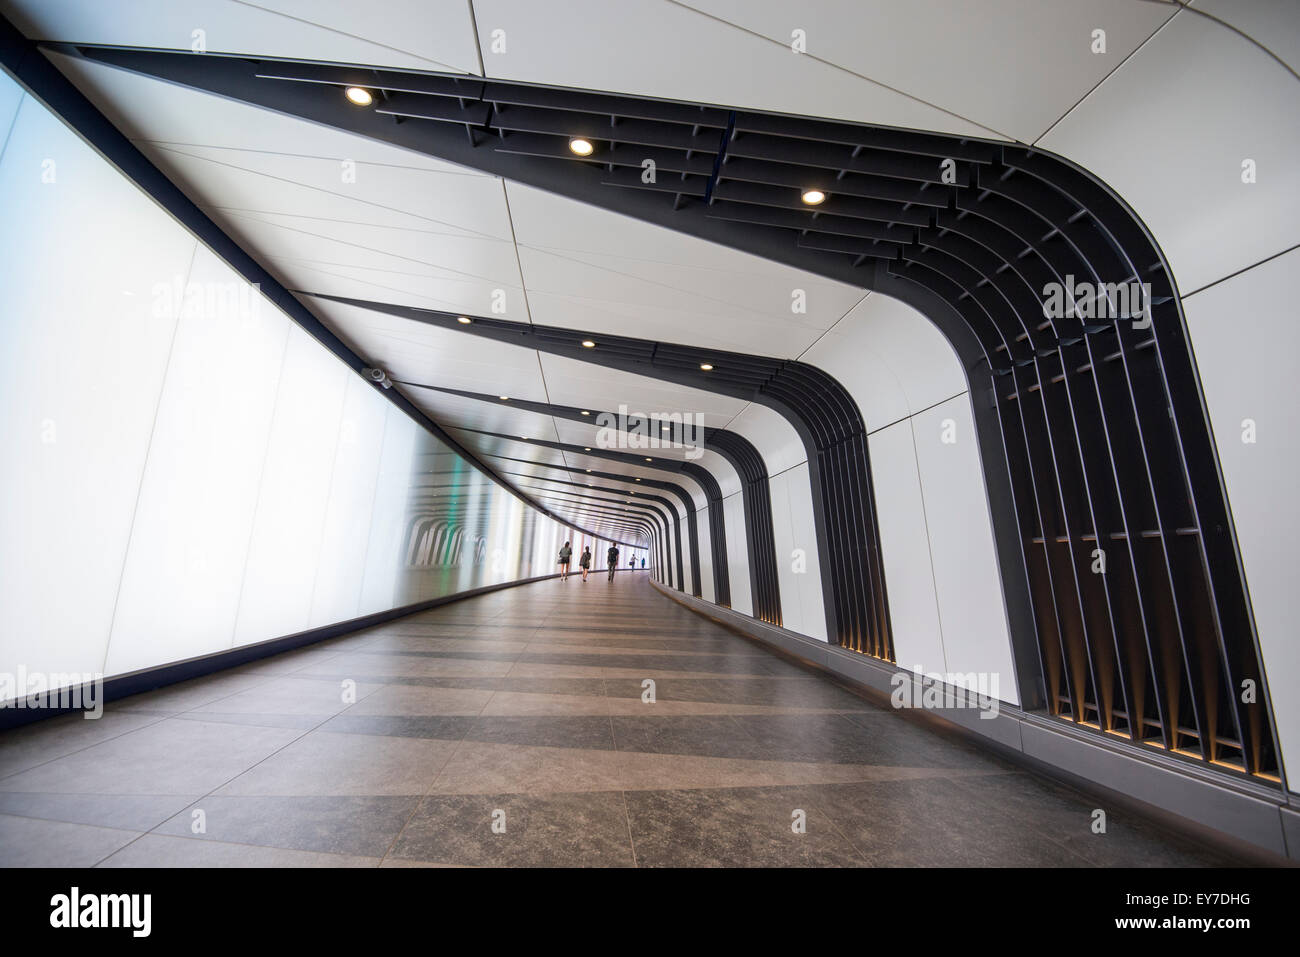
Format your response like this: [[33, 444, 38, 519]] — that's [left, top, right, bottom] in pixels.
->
[[309, 373, 389, 627], [696, 504, 716, 604], [105, 248, 289, 676], [232, 325, 349, 644], [804, 293, 967, 431], [911, 397, 1019, 704], [0, 69, 22, 145], [769, 464, 828, 643], [867, 421, 945, 673], [1182, 247, 1300, 787], [678, 515, 693, 593], [0, 84, 192, 693], [722, 492, 752, 617], [359, 404, 419, 614]]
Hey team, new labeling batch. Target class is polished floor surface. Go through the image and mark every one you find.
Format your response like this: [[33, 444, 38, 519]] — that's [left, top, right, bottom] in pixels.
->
[[0, 572, 1239, 867]]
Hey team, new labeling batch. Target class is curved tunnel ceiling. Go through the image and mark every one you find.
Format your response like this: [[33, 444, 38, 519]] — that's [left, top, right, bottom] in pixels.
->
[[35, 42, 1284, 781]]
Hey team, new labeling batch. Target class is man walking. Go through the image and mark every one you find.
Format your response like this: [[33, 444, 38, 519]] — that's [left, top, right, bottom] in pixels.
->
[[607, 544, 619, 581]]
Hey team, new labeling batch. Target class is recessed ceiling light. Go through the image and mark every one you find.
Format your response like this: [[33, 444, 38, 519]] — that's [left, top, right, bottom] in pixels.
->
[[580, 410, 590, 416], [499, 395, 509, 400], [568, 137, 595, 156], [699, 363, 714, 371], [586, 469, 591, 473], [660, 426, 669, 432], [345, 87, 373, 107], [801, 188, 827, 206], [457, 315, 472, 324], [635, 478, 641, 482], [581, 340, 596, 349], [584, 447, 592, 451], [645, 457, 652, 462]]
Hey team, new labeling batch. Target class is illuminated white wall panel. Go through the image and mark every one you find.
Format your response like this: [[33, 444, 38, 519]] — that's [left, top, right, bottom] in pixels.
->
[[232, 325, 349, 645], [0, 76, 192, 688], [358, 404, 418, 615], [309, 372, 388, 627], [105, 247, 289, 676]]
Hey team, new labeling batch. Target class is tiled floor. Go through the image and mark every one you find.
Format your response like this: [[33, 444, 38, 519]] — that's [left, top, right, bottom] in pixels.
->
[[0, 573, 1240, 867]]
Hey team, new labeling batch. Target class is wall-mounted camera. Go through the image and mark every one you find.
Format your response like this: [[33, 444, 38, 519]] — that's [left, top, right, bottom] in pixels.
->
[[362, 366, 393, 389]]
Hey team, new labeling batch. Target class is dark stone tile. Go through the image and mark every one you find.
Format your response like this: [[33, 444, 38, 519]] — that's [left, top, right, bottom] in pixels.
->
[[316, 714, 475, 741], [741, 712, 1001, 769], [610, 715, 768, 760], [154, 795, 419, 858], [465, 716, 616, 751], [811, 778, 1088, 866], [624, 786, 865, 867], [389, 791, 634, 867]]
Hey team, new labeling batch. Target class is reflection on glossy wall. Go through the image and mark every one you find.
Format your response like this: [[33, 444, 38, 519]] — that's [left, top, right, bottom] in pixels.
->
[[0, 69, 625, 701]]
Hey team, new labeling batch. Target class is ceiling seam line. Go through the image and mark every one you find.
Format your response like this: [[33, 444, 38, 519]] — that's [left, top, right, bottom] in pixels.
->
[[662, 0, 1013, 141], [1032, 6, 1182, 146]]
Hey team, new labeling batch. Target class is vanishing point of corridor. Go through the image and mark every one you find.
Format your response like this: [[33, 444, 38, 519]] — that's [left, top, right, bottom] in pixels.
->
[[0, 574, 1235, 868]]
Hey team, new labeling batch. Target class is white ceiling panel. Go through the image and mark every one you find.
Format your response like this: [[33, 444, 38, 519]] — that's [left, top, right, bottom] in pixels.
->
[[1195, 0, 1300, 75], [1037, 6, 1300, 294], [304, 297, 548, 399], [507, 182, 865, 357], [540, 355, 750, 425], [681, 0, 1177, 143], [801, 292, 967, 432], [144, 144, 515, 243], [42, 50, 473, 172], [402, 389, 560, 440], [472, 0, 998, 137], [552, 419, 704, 464], [723, 403, 807, 476], [4, 0, 480, 73]]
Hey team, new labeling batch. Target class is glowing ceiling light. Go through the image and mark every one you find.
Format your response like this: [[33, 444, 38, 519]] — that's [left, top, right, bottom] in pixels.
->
[[699, 363, 714, 371], [345, 87, 373, 106], [581, 340, 596, 348], [801, 188, 827, 205], [568, 137, 595, 156], [457, 316, 472, 324]]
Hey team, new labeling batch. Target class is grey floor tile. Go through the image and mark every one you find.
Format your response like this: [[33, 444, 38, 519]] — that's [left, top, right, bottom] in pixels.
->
[[389, 791, 634, 867], [0, 813, 141, 867]]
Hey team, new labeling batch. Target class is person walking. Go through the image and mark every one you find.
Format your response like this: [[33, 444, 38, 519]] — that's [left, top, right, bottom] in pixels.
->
[[579, 545, 592, 582], [558, 541, 572, 581], [607, 544, 619, 581], [641, 558, 646, 569]]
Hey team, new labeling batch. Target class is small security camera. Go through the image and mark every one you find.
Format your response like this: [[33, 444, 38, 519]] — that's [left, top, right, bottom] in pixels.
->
[[362, 367, 393, 389]]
